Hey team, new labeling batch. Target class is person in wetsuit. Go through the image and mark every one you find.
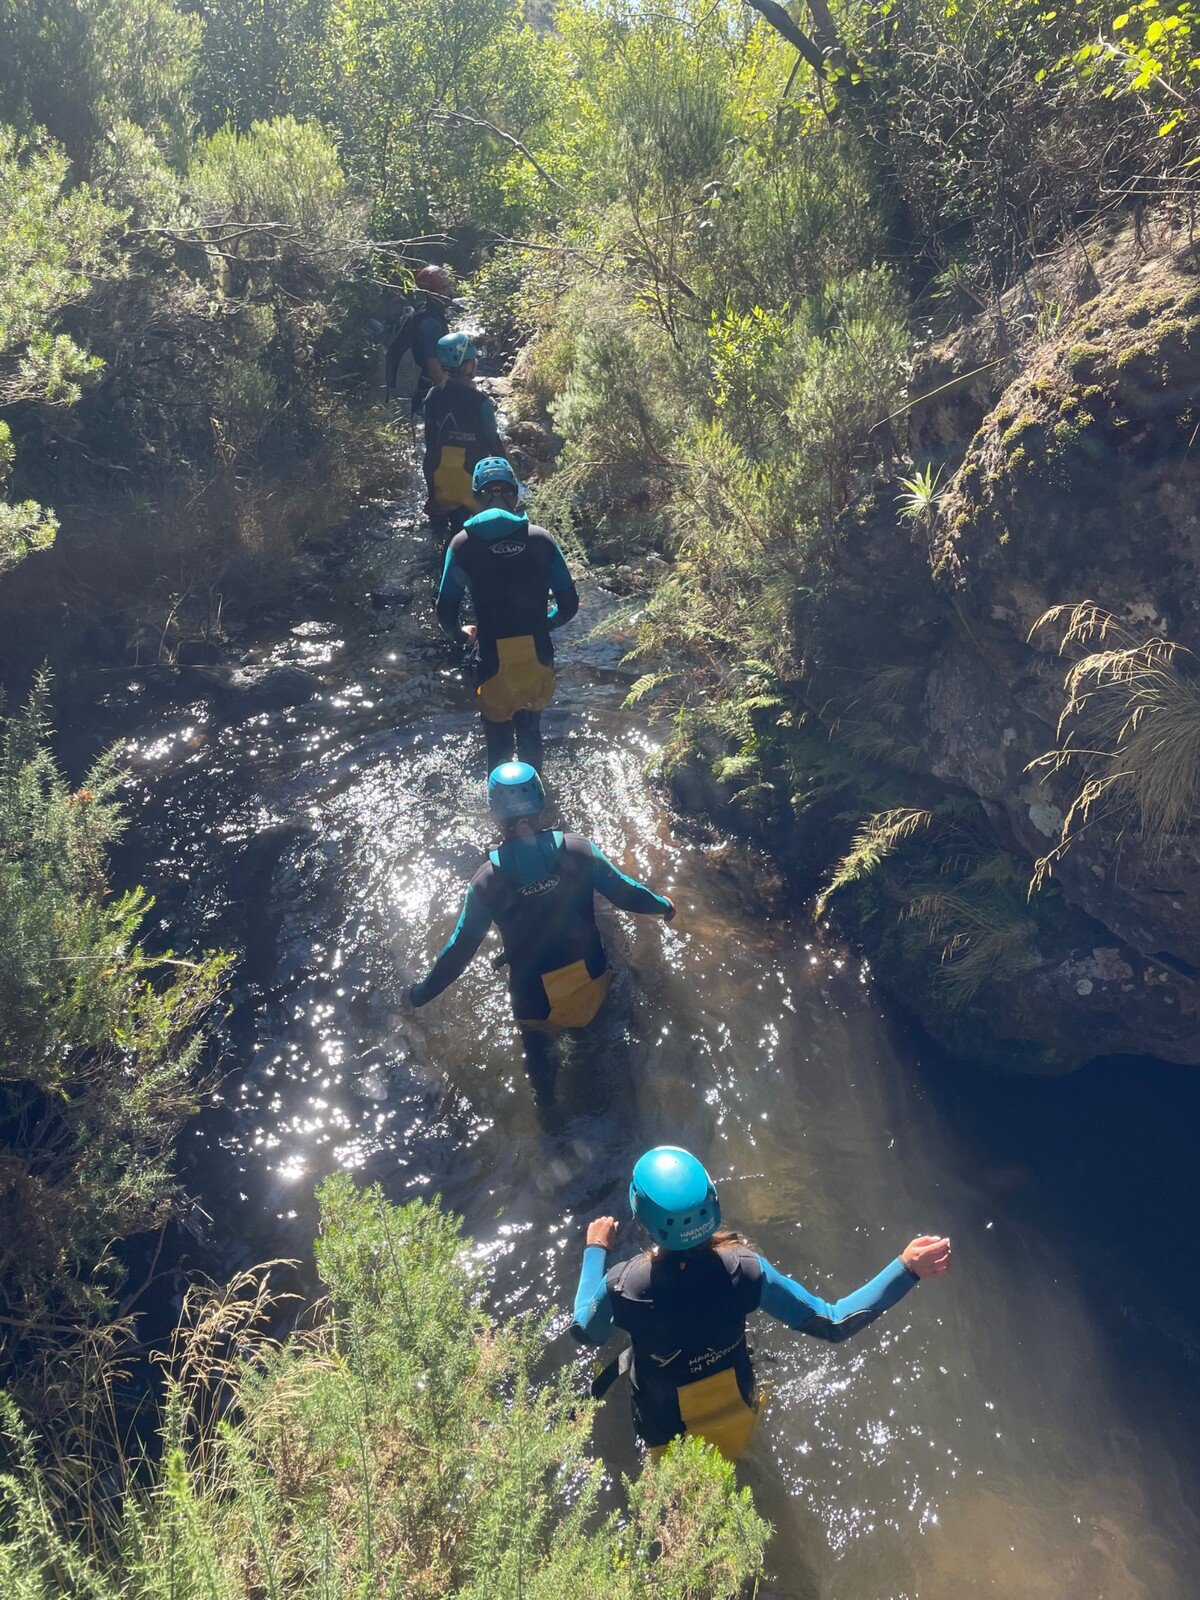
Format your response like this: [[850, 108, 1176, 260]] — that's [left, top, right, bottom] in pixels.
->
[[573, 1146, 952, 1460], [422, 333, 504, 540], [436, 457, 578, 773], [407, 264, 453, 419], [407, 761, 675, 1105]]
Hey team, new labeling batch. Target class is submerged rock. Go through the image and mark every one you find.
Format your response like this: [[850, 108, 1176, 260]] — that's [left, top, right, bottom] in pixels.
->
[[370, 586, 415, 610], [178, 663, 322, 714]]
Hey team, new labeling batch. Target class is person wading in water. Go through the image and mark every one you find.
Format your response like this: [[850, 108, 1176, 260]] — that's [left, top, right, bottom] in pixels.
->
[[407, 762, 675, 1107], [572, 1146, 951, 1458], [435, 458, 578, 773]]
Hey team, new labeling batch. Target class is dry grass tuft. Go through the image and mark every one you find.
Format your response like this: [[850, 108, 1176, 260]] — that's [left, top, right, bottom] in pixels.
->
[[1027, 601, 1200, 888]]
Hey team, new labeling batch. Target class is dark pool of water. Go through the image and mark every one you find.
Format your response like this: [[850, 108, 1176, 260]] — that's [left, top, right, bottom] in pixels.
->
[[100, 468, 1200, 1599]]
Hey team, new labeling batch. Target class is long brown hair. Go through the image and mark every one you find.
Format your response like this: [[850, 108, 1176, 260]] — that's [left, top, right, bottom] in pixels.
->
[[647, 1228, 751, 1263]]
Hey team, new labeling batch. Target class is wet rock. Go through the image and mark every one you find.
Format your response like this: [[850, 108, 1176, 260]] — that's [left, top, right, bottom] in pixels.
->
[[371, 586, 415, 610], [793, 230, 1200, 1067], [173, 637, 223, 667], [179, 664, 322, 713]]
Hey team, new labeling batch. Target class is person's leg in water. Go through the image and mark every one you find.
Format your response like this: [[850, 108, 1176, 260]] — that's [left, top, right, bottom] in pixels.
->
[[521, 1026, 559, 1109], [484, 714, 517, 772], [513, 709, 544, 771]]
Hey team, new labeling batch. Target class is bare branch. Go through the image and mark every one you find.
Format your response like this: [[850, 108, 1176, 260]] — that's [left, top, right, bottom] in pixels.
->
[[743, 0, 825, 75], [432, 109, 572, 195]]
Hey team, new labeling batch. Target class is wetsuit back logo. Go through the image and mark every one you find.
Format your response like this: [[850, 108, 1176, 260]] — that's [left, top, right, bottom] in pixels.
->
[[520, 874, 560, 896], [490, 541, 527, 557]]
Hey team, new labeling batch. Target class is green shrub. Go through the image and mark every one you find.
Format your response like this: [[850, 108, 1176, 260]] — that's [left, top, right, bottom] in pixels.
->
[[189, 115, 367, 282], [0, 678, 227, 1426], [0, 1180, 770, 1598]]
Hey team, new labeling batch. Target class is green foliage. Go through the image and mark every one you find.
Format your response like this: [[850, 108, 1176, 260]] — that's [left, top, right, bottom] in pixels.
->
[[194, 0, 330, 131], [0, 677, 227, 1417], [0, 1182, 770, 1598], [189, 116, 366, 280], [819, 800, 1045, 1008], [0, 128, 119, 575], [815, 807, 933, 918], [1060, 0, 1200, 134], [0, 0, 199, 164], [896, 463, 946, 526], [299, 0, 564, 238]]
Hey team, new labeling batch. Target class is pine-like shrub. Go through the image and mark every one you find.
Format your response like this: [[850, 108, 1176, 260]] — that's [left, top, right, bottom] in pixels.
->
[[0, 1177, 770, 1598]]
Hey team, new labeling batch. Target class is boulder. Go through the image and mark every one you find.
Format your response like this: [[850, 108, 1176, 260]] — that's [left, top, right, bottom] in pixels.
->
[[179, 664, 322, 714], [794, 231, 1200, 1067]]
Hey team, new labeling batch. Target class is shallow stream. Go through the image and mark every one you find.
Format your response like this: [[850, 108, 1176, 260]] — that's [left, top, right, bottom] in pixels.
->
[[103, 461, 1200, 1599]]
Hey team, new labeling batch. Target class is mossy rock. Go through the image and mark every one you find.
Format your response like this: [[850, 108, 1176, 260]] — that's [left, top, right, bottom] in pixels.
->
[[1066, 344, 1105, 381], [1000, 413, 1044, 454]]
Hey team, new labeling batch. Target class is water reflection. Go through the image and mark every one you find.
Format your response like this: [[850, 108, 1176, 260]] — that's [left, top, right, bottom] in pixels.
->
[[114, 493, 1200, 1597]]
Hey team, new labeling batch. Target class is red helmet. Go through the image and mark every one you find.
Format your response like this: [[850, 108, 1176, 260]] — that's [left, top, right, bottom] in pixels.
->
[[415, 264, 453, 297]]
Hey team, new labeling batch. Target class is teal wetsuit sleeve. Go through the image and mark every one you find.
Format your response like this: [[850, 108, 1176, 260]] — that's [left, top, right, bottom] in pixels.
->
[[757, 1255, 916, 1342], [411, 884, 493, 1004], [589, 844, 671, 915], [435, 544, 468, 636], [547, 543, 579, 631], [571, 1246, 615, 1342]]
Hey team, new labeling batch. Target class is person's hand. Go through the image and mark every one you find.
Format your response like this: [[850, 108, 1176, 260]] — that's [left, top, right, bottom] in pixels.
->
[[587, 1215, 619, 1250], [661, 897, 677, 923], [461, 624, 477, 644], [902, 1235, 952, 1279]]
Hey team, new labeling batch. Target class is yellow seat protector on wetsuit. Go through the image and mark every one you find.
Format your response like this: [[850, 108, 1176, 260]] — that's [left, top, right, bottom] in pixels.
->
[[649, 1368, 762, 1463], [431, 445, 477, 514], [477, 634, 556, 724], [517, 961, 610, 1032]]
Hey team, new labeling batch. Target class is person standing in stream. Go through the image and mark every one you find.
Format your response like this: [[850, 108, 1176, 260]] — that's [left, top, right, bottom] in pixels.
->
[[572, 1146, 952, 1460], [422, 332, 504, 541], [408, 263, 453, 418], [407, 761, 675, 1107], [435, 457, 578, 773]]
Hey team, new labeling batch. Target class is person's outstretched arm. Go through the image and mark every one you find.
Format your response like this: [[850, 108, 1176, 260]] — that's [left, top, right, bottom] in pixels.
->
[[589, 844, 674, 918], [571, 1217, 618, 1343], [409, 884, 494, 1005], [435, 542, 470, 639], [758, 1236, 951, 1343], [546, 542, 580, 632]]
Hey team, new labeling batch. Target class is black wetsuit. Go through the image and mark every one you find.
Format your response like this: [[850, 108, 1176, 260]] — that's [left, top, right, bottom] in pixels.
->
[[410, 300, 449, 416], [411, 831, 670, 1021], [436, 508, 579, 770], [422, 383, 503, 533], [573, 1244, 918, 1448]]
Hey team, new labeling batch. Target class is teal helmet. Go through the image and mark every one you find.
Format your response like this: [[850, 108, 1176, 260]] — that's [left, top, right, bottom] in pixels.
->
[[629, 1147, 720, 1251], [487, 761, 546, 821], [472, 456, 519, 495], [437, 331, 479, 369]]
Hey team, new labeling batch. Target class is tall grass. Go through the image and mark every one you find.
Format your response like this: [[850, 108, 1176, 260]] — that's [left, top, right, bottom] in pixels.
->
[[1028, 602, 1200, 887]]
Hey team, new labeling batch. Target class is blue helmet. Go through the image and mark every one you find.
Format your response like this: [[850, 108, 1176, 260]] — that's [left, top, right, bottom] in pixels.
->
[[472, 456, 520, 496], [629, 1147, 720, 1251], [437, 331, 479, 369], [487, 761, 546, 821]]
